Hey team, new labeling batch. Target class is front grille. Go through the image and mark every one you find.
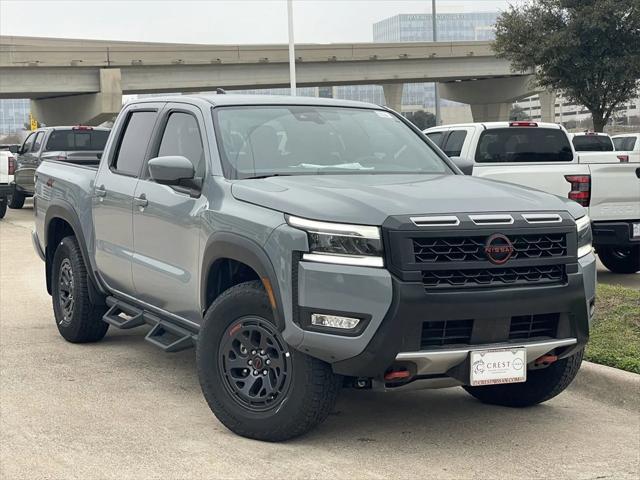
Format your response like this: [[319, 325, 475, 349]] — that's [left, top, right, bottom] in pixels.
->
[[421, 319, 473, 347], [509, 313, 559, 340], [413, 234, 567, 264], [421, 265, 566, 290]]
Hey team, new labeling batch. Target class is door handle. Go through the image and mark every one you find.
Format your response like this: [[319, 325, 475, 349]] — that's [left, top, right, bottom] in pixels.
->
[[134, 194, 148, 208], [95, 185, 106, 197]]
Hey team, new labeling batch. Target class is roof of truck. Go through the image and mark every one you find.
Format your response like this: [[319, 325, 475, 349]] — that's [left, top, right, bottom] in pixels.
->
[[129, 94, 382, 110], [424, 121, 562, 132]]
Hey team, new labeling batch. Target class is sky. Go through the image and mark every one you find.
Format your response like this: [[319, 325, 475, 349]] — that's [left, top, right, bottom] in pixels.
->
[[0, 0, 521, 45]]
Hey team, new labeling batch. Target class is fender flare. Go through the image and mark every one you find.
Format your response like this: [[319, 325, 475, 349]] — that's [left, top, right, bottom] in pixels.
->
[[44, 202, 106, 300], [201, 232, 285, 330]]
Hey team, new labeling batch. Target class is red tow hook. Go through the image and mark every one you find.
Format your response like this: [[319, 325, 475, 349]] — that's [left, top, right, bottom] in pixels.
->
[[534, 354, 558, 367], [384, 370, 411, 381]]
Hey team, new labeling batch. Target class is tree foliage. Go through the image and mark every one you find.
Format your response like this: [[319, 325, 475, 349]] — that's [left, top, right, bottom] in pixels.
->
[[405, 110, 436, 130], [494, 0, 640, 131]]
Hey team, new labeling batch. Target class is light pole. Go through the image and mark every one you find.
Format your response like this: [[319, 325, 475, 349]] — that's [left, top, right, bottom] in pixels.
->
[[287, 0, 297, 96], [432, 0, 441, 125]]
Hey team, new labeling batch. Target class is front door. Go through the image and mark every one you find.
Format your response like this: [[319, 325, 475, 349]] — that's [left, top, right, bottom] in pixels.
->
[[131, 104, 208, 322], [92, 105, 162, 295]]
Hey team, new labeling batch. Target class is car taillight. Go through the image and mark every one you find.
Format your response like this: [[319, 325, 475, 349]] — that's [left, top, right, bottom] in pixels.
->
[[565, 175, 591, 207], [509, 121, 538, 127], [617, 155, 629, 163], [8, 156, 15, 175]]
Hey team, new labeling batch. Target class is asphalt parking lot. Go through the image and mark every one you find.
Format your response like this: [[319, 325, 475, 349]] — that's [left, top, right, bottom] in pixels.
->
[[1, 204, 639, 479]]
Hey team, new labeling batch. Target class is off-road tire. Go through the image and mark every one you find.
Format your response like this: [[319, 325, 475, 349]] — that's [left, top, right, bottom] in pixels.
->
[[7, 192, 25, 209], [463, 348, 584, 407], [598, 245, 640, 274], [197, 280, 341, 441], [51, 236, 109, 343]]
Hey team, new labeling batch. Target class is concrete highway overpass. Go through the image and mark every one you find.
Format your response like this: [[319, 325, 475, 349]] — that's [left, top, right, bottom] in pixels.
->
[[0, 36, 552, 125]]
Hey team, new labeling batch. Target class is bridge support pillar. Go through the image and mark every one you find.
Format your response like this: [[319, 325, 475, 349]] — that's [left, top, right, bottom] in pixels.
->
[[382, 84, 404, 113], [31, 68, 122, 126], [469, 102, 513, 122], [539, 90, 556, 123]]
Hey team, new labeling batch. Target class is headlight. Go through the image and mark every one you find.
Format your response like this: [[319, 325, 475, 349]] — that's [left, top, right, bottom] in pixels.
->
[[575, 215, 593, 258], [286, 215, 384, 267]]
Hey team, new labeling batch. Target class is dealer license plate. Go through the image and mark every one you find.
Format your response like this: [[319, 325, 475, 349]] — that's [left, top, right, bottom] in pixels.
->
[[470, 348, 527, 386]]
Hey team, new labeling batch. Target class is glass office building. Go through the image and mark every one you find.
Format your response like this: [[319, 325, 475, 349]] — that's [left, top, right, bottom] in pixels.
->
[[0, 99, 30, 134], [334, 12, 499, 109]]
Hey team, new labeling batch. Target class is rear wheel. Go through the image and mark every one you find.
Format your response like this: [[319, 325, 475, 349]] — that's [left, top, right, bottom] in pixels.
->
[[598, 245, 640, 274], [0, 198, 6, 219], [7, 191, 25, 209], [463, 348, 584, 407], [51, 236, 109, 342], [197, 280, 341, 441]]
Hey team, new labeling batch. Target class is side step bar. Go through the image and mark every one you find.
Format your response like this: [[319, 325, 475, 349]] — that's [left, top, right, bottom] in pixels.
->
[[103, 296, 196, 353]]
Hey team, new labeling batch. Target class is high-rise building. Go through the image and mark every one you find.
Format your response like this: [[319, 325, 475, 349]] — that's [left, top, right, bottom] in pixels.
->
[[333, 12, 499, 110], [0, 99, 30, 134]]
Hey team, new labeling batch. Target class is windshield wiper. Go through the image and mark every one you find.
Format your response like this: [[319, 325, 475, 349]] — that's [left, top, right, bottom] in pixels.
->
[[243, 173, 294, 180]]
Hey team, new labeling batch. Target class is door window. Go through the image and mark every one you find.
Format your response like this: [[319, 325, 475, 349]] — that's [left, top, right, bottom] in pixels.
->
[[157, 112, 205, 178], [112, 111, 157, 176], [426, 131, 445, 147], [21, 132, 36, 153], [442, 130, 467, 157], [31, 132, 44, 152]]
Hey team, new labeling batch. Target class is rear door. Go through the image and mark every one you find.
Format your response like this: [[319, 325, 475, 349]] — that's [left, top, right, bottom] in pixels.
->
[[131, 103, 209, 322], [92, 103, 162, 295], [471, 125, 590, 199]]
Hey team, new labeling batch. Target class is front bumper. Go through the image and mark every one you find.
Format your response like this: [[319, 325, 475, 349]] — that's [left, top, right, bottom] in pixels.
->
[[592, 220, 640, 248], [302, 251, 595, 380]]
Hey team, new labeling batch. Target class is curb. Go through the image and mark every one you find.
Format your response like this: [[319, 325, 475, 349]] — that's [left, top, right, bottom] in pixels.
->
[[569, 361, 640, 411]]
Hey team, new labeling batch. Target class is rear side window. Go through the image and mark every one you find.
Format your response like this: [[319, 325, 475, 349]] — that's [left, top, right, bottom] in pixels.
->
[[46, 129, 109, 152], [572, 135, 613, 152], [113, 111, 157, 176], [442, 130, 467, 157], [475, 128, 573, 163], [426, 131, 445, 147], [157, 112, 205, 177], [613, 137, 636, 151]]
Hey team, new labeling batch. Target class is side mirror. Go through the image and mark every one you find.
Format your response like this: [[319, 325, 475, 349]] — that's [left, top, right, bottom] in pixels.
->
[[148, 155, 194, 185], [449, 156, 474, 175]]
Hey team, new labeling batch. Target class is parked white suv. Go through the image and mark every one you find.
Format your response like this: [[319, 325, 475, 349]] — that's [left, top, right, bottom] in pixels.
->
[[612, 133, 640, 163], [0, 148, 16, 219], [424, 121, 640, 273]]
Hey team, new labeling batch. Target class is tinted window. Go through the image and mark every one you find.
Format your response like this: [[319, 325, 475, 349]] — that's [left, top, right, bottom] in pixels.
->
[[426, 131, 445, 147], [613, 137, 636, 151], [442, 130, 467, 157], [214, 106, 451, 179], [113, 111, 157, 176], [45, 129, 109, 152], [21, 132, 36, 153], [157, 112, 205, 177], [31, 132, 44, 152], [475, 128, 573, 163], [572, 135, 613, 152]]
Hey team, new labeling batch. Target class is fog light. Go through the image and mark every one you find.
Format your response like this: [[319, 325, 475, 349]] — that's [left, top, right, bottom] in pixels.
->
[[311, 314, 360, 330]]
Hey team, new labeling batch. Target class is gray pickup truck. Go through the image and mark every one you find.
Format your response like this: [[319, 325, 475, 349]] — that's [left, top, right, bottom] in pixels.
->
[[34, 95, 596, 441], [9, 126, 109, 209]]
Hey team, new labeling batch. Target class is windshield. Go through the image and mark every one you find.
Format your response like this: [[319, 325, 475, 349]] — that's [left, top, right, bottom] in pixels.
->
[[213, 106, 451, 179], [475, 128, 574, 163], [572, 135, 613, 152], [45, 129, 109, 152]]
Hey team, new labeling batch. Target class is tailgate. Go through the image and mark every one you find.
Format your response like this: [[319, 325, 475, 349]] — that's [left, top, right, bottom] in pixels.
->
[[588, 163, 640, 221], [473, 163, 590, 199]]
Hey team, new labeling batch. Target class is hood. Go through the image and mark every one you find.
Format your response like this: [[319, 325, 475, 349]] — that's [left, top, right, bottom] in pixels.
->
[[231, 174, 584, 225]]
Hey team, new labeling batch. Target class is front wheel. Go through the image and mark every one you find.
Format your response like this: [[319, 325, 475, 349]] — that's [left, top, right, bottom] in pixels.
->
[[197, 280, 341, 441], [598, 245, 640, 274], [7, 191, 25, 209], [463, 348, 584, 407]]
